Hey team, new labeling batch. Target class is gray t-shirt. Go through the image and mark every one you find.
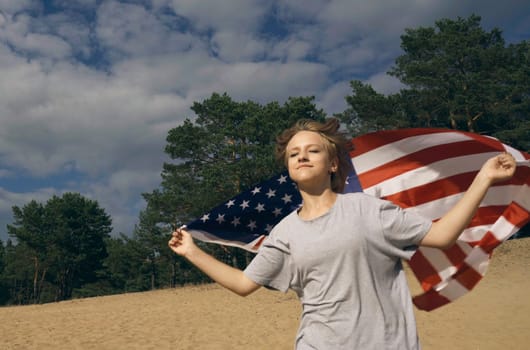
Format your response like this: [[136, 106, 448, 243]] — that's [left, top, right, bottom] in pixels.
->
[[244, 193, 432, 349]]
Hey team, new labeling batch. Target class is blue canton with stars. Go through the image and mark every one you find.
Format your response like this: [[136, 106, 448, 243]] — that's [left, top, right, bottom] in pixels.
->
[[186, 172, 302, 244], [185, 168, 362, 246]]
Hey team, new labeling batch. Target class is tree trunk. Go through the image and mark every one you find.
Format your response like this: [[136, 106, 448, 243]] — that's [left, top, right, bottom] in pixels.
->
[[32, 257, 39, 304]]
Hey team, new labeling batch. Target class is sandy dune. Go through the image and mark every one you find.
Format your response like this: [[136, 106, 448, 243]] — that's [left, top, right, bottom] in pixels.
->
[[1, 238, 529, 349]]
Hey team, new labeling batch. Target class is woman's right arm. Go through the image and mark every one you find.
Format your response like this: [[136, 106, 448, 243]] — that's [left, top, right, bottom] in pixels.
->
[[168, 228, 261, 297]]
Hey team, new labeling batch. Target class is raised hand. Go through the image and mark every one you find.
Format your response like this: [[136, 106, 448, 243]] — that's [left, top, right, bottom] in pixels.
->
[[479, 152, 517, 184], [168, 227, 196, 257]]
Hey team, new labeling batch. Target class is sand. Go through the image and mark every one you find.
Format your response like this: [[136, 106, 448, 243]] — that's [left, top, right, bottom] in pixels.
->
[[1, 238, 529, 350]]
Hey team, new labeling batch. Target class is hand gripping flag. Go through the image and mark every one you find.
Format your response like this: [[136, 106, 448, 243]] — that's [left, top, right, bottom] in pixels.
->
[[185, 128, 530, 311]]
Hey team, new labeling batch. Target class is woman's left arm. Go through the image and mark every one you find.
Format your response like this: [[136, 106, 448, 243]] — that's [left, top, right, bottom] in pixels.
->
[[420, 153, 517, 249]]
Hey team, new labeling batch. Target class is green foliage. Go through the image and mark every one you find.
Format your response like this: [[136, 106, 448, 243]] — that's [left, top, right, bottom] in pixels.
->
[[1, 15, 528, 304], [0, 241, 6, 304], [3, 193, 112, 304], [149, 92, 326, 225], [139, 92, 326, 286], [337, 80, 409, 134], [337, 15, 530, 152]]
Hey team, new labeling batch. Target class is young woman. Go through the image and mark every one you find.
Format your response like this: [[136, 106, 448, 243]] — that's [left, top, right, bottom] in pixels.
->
[[168, 118, 516, 349]]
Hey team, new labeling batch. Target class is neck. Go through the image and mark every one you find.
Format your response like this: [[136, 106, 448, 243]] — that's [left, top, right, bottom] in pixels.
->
[[297, 188, 338, 220]]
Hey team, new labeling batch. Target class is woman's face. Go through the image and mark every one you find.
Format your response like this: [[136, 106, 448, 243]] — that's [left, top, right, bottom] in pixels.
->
[[286, 131, 337, 190]]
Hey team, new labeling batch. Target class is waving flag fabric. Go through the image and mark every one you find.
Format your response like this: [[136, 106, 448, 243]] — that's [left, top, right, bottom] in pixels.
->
[[185, 128, 530, 311]]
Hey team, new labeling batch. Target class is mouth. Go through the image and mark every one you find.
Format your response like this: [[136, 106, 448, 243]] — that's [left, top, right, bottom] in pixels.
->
[[296, 164, 312, 169]]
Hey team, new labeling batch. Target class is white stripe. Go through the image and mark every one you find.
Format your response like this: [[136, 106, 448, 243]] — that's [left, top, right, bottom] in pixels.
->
[[486, 215, 520, 241], [401, 184, 517, 221], [417, 246, 456, 281], [459, 225, 492, 242], [455, 240, 473, 256], [482, 185, 527, 207], [513, 177, 530, 211], [464, 247, 490, 276], [188, 229, 261, 252], [362, 152, 499, 198], [505, 145, 529, 162], [352, 132, 471, 173], [405, 193, 463, 220], [437, 279, 470, 300]]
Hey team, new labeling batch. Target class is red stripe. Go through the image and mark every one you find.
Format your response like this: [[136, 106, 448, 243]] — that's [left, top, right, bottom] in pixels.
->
[[469, 203, 530, 248], [408, 250, 441, 291], [385, 181, 524, 213], [355, 140, 495, 189], [350, 128, 459, 156], [464, 131, 507, 152], [477, 231, 502, 254], [251, 235, 266, 250], [454, 263, 483, 290], [503, 201, 530, 228], [513, 164, 530, 186], [442, 243, 468, 267], [383, 172, 477, 208], [469, 206, 510, 227], [412, 290, 451, 311], [367, 130, 530, 310]]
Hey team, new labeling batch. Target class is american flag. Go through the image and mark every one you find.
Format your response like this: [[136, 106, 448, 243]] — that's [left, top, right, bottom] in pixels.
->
[[185, 128, 530, 311]]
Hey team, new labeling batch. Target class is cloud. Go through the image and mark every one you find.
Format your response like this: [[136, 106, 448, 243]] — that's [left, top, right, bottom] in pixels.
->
[[0, 54, 184, 176], [269, 36, 313, 61], [0, 0, 35, 14], [0, 0, 528, 242], [366, 71, 405, 95], [317, 80, 351, 116], [0, 186, 58, 242], [210, 31, 267, 62], [199, 61, 329, 103], [167, 0, 270, 32], [0, 13, 72, 59], [96, 1, 198, 60], [80, 168, 163, 235]]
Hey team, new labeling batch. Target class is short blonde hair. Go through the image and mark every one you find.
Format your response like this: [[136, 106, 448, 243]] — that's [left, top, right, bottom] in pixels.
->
[[275, 118, 353, 193]]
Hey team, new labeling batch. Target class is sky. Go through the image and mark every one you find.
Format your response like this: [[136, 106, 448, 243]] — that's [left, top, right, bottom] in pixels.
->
[[0, 0, 529, 242]]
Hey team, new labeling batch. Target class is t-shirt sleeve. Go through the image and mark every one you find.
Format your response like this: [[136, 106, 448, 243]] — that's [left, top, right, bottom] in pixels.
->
[[379, 200, 432, 259], [243, 229, 293, 293]]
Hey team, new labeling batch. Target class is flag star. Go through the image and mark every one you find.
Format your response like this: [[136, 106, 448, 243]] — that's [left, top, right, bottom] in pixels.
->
[[200, 214, 210, 222], [272, 208, 283, 217], [247, 220, 257, 230], [281, 194, 292, 204], [231, 217, 241, 227], [277, 175, 287, 184], [265, 224, 274, 232], [240, 200, 250, 210], [255, 203, 265, 212], [251, 187, 261, 195], [226, 200, 235, 208], [266, 189, 276, 198], [216, 214, 225, 224]]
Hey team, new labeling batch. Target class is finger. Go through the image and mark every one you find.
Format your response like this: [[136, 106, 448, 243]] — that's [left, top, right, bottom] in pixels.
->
[[501, 155, 516, 168], [497, 153, 513, 165]]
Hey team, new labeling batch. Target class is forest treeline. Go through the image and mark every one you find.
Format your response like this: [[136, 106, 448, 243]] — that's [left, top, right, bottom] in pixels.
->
[[1, 15, 529, 305]]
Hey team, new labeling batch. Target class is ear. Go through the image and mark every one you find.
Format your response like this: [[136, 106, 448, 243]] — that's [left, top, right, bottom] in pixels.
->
[[330, 158, 338, 173]]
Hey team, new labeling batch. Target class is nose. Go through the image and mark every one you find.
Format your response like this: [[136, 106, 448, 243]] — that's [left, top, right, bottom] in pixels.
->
[[297, 150, 309, 162]]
